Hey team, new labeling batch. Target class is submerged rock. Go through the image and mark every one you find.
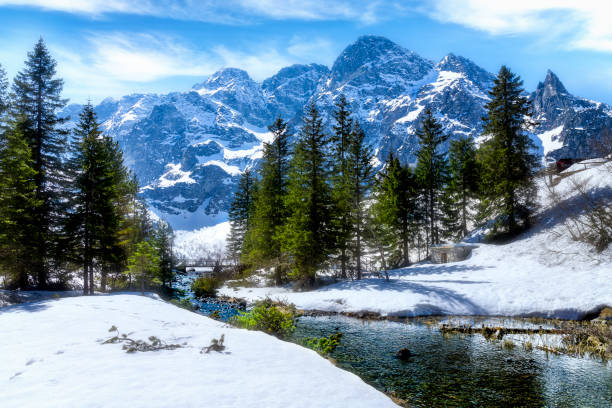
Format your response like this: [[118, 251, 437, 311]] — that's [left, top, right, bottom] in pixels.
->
[[396, 348, 412, 360]]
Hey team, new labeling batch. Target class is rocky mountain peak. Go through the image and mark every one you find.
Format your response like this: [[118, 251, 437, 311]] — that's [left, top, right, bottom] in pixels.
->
[[539, 70, 568, 95], [437, 53, 494, 89], [192, 67, 254, 91], [328, 35, 433, 90]]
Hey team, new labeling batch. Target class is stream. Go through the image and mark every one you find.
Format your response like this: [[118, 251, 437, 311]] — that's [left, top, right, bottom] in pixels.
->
[[174, 272, 612, 407]]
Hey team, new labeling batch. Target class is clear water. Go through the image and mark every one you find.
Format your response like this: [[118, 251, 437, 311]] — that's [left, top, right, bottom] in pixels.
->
[[173, 274, 612, 407], [292, 315, 612, 407]]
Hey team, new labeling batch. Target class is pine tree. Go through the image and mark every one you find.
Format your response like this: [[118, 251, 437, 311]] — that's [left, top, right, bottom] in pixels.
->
[[11, 38, 68, 288], [371, 154, 418, 267], [227, 169, 257, 263], [0, 117, 41, 288], [125, 240, 161, 295], [415, 108, 449, 247], [152, 221, 175, 288], [441, 136, 479, 240], [246, 117, 291, 284], [478, 66, 538, 237], [330, 95, 353, 278], [346, 121, 374, 279], [282, 103, 332, 285], [66, 103, 133, 294]]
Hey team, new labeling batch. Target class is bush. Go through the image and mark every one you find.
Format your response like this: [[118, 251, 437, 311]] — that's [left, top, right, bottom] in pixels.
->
[[230, 298, 296, 339], [304, 332, 343, 355], [191, 276, 221, 298]]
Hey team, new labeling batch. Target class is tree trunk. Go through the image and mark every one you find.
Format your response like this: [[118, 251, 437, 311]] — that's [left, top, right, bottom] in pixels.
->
[[83, 262, 89, 295]]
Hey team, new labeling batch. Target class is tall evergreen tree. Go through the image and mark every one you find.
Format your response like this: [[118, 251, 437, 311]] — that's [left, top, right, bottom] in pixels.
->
[[441, 136, 479, 240], [66, 103, 132, 294], [282, 103, 332, 285], [0, 117, 41, 288], [227, 169, 257, 263], [415, 109, 449, 247], [346, 121, 374, 279], [152, 221, 175, 288], [330, 95, 353, 278], [371, 154, 418, 267], [478, 66, 538, 236], [246, 117, 291, 284], [11, 38, 68, 288]]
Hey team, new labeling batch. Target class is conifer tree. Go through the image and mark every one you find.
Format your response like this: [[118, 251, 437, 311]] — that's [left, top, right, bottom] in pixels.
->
[[371, 154, 418, 267], [125, 240, 161, 295], [282, 103, 332, 285], [441, 136, 479, 240], [0, 117, 41, 288], [227, 169, 257, 263], [330, 95, 353, 278], [346, 121, 374, 279], [66, 103, 132, 294], [478, 66, 538, 236], [11, 38, 68, 288], [415, 109, 449, 247], [246, 118, 291, 283], [152, 221, 175, 288]]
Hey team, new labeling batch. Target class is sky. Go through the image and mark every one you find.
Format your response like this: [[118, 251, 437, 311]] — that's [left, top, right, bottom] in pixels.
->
[[0, 1, 611, 105]]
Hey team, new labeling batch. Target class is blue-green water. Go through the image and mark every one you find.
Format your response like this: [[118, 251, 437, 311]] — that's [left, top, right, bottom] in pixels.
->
[[174, 274, 612, 407]]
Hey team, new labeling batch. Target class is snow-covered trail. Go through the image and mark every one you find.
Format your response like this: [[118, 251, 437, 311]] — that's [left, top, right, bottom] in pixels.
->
[[0, 294, 397, 408]]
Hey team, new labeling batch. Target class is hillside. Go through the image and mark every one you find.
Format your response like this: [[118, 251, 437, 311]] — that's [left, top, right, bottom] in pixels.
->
[[61, 36, 612, 231], [219, 161, 612, 320]]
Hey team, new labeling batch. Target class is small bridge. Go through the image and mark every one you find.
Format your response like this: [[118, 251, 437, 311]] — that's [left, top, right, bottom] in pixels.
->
[[177, 259, 234, 269]]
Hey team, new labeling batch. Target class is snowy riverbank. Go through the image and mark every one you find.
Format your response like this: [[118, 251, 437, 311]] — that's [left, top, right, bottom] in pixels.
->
[[0, 294, 396, 408], [219, 161, 612, 320]]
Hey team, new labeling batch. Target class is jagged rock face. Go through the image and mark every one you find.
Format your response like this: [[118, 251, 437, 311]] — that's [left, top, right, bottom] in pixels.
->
[[531, 70, 612, 160], [263, 63, 329, 121], [61, 35, 612, 230]]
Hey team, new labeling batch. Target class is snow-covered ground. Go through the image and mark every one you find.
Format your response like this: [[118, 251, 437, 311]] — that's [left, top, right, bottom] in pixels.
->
[[174, 221, 230, 259], [220, 161, 612, 320], [0, 294, 396, 408]]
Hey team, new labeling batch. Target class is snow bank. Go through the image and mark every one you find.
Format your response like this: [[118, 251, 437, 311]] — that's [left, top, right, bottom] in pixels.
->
[[174, 221, 230, 259], [0, 294, 396, 408]]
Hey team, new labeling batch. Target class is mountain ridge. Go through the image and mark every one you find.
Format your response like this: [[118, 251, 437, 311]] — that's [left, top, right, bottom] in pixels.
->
[[61, 35, 612, 230]]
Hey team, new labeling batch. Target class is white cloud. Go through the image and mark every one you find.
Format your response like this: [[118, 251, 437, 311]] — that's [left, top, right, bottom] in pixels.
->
[[47, 32, 336, 102], [0, 0, 404, 24], [426, 1, 612, 53]]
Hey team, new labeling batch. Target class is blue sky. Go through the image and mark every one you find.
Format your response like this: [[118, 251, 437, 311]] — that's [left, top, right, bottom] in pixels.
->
[[0, 1, 610, 105]]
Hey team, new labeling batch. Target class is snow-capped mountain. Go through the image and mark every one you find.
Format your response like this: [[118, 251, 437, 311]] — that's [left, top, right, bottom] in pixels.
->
[[62, 35, 612, 231]]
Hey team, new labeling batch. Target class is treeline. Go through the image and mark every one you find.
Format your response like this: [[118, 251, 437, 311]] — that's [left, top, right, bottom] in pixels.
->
[[228, 66, 538, 285], [0, 39, 174, 293]]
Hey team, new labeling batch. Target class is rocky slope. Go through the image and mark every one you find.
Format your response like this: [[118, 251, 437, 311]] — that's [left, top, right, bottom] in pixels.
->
[[61, 35, 612, 230]]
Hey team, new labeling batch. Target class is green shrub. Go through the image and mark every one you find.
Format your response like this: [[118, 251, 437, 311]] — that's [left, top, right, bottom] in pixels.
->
[[170, 298, 194, 310], [230, 298, 296, 339], [191, 275, 221, 298], [305, 332, 343, 355]]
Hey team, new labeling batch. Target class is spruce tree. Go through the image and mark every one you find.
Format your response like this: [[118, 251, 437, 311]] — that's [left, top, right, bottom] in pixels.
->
[[330, 95, 353, 278], [67, 103, 132, 294], [346, 121, 374, 279], [227, 169, 257, 263], [246, 117, 291, 284], [125, 240, 161, 295], [478, 66, 538, 236], [152, 221, 175, 288], [282, 103, 332, 285], [415, 108, 449, 247], [371, 154, 418, 267], [11, 38, 68, 288], [441, 136, 479, 240], [0, 117, 41, 288]]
